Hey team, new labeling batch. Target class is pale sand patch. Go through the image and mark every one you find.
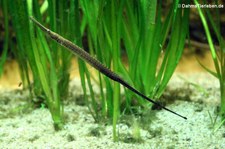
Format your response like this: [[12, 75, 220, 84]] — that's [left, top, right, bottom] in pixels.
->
[[0, 73, 224, 149]]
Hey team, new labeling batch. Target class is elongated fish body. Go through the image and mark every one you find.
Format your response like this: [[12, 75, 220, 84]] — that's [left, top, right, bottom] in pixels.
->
[[30, 16, 186, 120]]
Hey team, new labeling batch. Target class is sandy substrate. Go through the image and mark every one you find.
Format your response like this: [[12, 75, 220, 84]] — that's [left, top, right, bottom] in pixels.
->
[[0, 73, 225, 149]]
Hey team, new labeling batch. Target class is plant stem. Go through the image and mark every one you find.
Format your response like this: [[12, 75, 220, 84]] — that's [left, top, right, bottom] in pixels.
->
[[111, 1, 120, 141], [0, 0, 9, 77], [194, 0, 225, 117], [220, 82, 225, 117]]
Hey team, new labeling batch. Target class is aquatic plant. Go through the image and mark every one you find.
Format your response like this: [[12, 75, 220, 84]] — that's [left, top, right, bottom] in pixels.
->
[[0, 0, 9, 76], [80, 0, 189, 140], [5, 0, 74, 129], [194, 0, 225, 122]]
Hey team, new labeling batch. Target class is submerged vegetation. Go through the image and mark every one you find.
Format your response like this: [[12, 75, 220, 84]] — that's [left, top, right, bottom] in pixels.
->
[[0, 0, 224, 141], [194, 0, 225, 127]]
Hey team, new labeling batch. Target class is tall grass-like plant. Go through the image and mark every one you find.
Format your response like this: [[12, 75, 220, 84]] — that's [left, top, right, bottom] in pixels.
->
[[121, 0, 190, 105], [80, 0, 189, 140], [0, 0, 9, 76], [194, 0, 225, 119], [80, 1, 123, 140], [7, 0, 74, 130]]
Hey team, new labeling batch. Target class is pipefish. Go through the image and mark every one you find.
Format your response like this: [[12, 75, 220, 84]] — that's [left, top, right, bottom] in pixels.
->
[[29, 16, 187, 120]]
